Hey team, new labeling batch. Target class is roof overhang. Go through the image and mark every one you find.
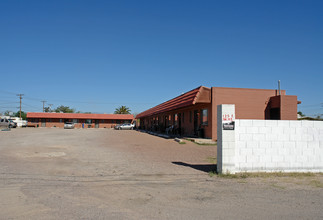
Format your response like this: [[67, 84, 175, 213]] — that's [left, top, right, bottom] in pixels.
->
[[27, 112, 134, 120], [136, 86, 211, 118]]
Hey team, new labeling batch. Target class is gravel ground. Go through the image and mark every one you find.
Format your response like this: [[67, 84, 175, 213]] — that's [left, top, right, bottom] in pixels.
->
[[0, 128, 322, 220]]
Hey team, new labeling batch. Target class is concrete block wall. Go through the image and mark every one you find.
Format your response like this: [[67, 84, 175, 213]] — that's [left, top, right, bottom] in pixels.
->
[[235, 120, 323, 172], [217, 104, 323, 173]]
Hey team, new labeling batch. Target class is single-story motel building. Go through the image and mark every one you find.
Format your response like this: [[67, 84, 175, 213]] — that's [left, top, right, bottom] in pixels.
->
[[26, 112, 134, 129], [136, 86, 300, 140]]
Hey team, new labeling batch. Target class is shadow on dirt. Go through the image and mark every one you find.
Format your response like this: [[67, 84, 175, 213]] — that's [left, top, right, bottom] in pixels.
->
[[172, 162, 217, 173]]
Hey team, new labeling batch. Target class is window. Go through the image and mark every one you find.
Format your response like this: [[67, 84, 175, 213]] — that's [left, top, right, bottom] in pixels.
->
[[59, 119, 63, 123], [101, 120, 104, 123], [73, 119, 78, 123], [201, 109, 208, 125], [85, 119, 92, 124]]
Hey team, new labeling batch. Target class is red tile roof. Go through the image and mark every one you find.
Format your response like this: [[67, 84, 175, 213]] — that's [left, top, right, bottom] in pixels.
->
[[27, 112, 134, 120], [136, 86, 211, 119]]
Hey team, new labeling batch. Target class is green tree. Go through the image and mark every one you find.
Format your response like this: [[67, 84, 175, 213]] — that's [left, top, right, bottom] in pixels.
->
[[55, 105, 75, 113], [114, 106, 131, 114], [4, 110, 12, 116], [297, 111, 305, 117], [14, 111, 27, 120], [44, 107, 51, 112]]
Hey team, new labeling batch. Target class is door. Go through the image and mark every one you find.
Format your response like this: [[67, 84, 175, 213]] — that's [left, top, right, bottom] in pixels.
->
[[270, 108, 280, 120], [193, 110, 198, 136], [164, 116, 168, 130], [41, 119, 46, 127], [95, 120, 99, 128]]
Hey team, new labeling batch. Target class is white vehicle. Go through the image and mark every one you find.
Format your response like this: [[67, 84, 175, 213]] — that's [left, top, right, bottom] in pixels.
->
[[118, 123, 135, 130], [9, 117, 27, 127], [64, 122, 75, 129]]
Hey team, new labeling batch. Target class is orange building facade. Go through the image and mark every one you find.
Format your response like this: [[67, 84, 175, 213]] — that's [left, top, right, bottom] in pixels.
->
[[27, 112, 134, 129], [136, 86, 300, 140]]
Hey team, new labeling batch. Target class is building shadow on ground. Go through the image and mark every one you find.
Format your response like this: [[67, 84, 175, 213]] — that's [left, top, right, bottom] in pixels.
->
[[172, 162, 217, 174]]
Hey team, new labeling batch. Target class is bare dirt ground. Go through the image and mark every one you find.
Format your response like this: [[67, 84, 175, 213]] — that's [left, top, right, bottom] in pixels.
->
[[0, 128, 322, 220]]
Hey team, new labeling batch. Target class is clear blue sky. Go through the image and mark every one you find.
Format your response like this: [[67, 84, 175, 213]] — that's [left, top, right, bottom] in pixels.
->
[[1, 0, 322, 116]]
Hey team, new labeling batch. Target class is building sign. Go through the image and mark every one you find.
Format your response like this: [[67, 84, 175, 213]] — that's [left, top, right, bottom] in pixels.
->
[[222, 114, 235, 130]]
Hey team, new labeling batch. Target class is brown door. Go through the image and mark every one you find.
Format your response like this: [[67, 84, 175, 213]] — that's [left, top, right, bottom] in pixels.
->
[[41, 119, 46, 127], [178, 113, 182, 135], [164, 116, 168, 129], [193, 110, 198, 136]]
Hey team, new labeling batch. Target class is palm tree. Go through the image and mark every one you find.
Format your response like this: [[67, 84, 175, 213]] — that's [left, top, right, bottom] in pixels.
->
[[114, 106, 131, 114]]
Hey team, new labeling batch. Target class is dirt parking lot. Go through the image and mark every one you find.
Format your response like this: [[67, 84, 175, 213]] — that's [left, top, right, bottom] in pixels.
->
[[0, 128, 322, 219]]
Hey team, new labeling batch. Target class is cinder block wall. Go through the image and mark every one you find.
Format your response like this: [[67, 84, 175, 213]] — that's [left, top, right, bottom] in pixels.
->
[[234, 120, 323, 172], [217, 104, 323, 173]]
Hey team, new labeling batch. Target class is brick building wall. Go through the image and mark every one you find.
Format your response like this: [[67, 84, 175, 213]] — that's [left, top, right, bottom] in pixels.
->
[[137, 86, 299, 141], [28, 118, 129, 129], [280, 95, 298, 120], [211, 87, 289, 140], [139, 103, 212, 138], [27, 113, 134, 129]]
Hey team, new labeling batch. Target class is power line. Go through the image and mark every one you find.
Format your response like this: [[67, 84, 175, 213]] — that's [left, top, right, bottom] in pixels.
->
[[0, 96, 18, 100], [22, 103, 42, 110], [0, 106, 17, 109], [1, 89, 156, 105], [24, 97, 43, 101], [42, 99, 156, 105], [300, 104, 323, 108], [0, 102, 19, 104], [0, 89, 17, 95]]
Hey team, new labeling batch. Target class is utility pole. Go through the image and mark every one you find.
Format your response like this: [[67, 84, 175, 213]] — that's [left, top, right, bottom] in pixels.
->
[[41, 100, 46, 112], [17, 94, 24, 119]]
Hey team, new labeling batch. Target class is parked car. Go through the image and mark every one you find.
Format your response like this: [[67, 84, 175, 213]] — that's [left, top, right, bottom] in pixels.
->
[[64, 122, 75, 129], [114, 124, 121, 130], [8, 119, 17, 128], [115, 123, 135, 130], [0, 118, 10, 128]]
